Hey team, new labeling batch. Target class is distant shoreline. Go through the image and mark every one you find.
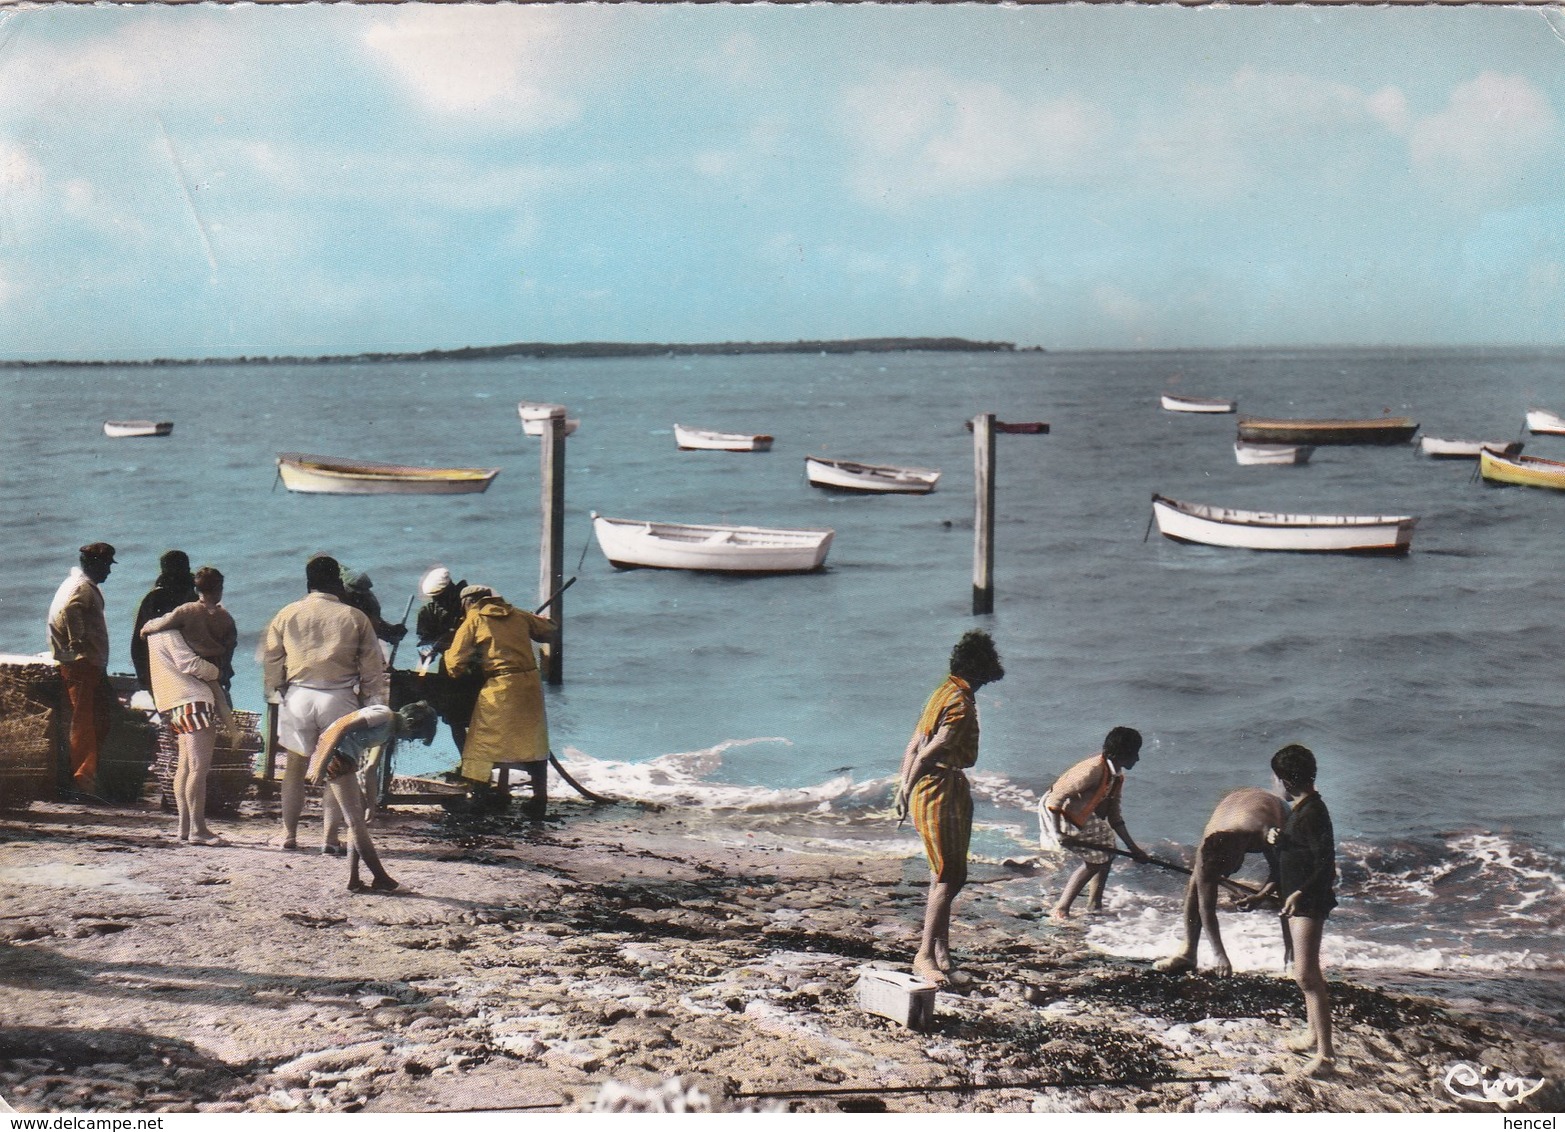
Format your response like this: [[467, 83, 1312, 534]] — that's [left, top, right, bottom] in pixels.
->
[[0, 336, 1027, 369]]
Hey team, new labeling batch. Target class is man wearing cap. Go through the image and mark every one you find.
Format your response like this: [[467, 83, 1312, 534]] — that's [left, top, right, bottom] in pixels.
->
[[340, 568, 408, 648], [48, 542, 116, 796], [262, 554, 389, 851], [414, 566, 477, 752], [444, 585, 558, 816]]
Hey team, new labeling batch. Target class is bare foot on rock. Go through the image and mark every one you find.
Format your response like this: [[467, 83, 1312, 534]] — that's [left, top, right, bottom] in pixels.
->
[[1153, 955, 1194, 973], [1298, 1054, 1336, 1078], [912, 957, 949, 986], [1284, 1031, 1318, 1052]]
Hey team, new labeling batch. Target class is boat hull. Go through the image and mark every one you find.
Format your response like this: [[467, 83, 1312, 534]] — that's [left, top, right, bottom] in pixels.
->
[[276, 454, 500, 495], [1236, 418, 1418, 445], [1479, 447, 1565, 491], [1420, 437, 1522, 459], [592, 514, 832, 573], [674, 425, 773, 451], [1525, 409, 1565, 435], [517, 403, 579, 437], [804, 456, 939, 494], [104, 421, 173, 438], [1151, 495, 1416, 554], [1234, 442, 1313, 466], [1162, 395, 1235, 413]]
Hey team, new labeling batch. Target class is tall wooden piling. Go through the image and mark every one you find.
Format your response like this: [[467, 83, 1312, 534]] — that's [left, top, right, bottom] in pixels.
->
[[972, 412, 995, 615], [539, 408, 567, 685]]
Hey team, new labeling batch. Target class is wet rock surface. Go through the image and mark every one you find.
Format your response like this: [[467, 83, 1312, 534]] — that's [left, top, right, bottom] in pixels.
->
[[1, 798, 1560, 1113]]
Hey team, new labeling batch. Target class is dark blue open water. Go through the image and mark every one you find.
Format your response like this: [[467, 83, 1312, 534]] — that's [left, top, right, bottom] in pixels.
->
[[2, 347, 1560, 973]]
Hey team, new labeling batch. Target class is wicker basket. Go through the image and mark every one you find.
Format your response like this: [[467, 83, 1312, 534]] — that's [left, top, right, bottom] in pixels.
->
[[153, 708, 261, 815], [0, 658, 62, 809]]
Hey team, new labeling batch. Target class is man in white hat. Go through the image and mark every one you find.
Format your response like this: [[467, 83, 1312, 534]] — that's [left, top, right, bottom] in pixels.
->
[[414, 566, 477, 751]]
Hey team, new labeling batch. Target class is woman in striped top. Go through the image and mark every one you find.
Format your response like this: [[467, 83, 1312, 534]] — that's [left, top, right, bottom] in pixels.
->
[[896, 630, 1004, 985]]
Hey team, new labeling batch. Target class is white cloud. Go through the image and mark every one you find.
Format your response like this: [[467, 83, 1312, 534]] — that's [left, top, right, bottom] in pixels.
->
[[698, 32, 765, 85], [839, 68, 1111, 205], [1409, 72, 1557, 196], [1093, 283, 1151, 330], [361, 7, 587, 129], [1134, 65, 1399, 203]]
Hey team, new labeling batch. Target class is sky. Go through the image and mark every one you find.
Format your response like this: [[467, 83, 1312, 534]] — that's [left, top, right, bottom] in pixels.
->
[[1, 3, 1563, 359]]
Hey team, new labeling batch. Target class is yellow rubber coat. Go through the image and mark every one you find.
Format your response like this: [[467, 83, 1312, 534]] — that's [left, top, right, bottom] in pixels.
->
[[443, 598, 555, 783]]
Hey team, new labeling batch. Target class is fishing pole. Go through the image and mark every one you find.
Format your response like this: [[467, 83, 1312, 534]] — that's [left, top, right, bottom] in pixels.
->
[[384, 592, 418, 670], [1057, 838, 1268, 901]]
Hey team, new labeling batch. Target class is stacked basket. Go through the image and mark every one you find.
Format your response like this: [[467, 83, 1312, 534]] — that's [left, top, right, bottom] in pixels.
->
[[153, 708, 261, 814], [0, 658, 61, 808]]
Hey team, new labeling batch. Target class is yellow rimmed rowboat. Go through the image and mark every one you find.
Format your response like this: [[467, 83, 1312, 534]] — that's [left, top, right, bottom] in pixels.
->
[[1478, 447, 1565, 492], [276, 453, 500, 495]]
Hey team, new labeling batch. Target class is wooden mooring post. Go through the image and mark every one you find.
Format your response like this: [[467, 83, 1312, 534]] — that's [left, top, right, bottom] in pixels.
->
[[972, 412, 996, 614], [538, 406, 567, 685]]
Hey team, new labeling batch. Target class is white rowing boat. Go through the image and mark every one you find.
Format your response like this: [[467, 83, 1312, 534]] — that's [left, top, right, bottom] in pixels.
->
[[804, 455, 940, 494], [104, 420, 173, 438], [518, 402, 579, 437], [1150, 494, 1417, 554], [590, 512, 832, 573], [276, 453, 500, 495], [1161, 394, 1236, 413], [1234, 441, 1313, 466], [673, 424, 773, 451], [1524, 409, 1565, 435], [1419, 437, 1523, 459]]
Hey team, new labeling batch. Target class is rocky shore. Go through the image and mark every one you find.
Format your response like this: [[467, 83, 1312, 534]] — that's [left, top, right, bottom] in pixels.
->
[[0, 796, 1560, 1114]]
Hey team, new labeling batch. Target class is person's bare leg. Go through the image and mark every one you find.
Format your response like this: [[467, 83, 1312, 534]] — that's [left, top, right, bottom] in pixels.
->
[[1053, 861, 1102, 919], [321, 776, 345, 852], [1286, 915, 1334, 1075], [280, 750, 307, 847], [914, 879, 956, 984], [332, 775, 397, 891], [1155, 874, 1202, 972], [173, 737, 194, 841], [1198, 873, 1231, 975], [183, 728, 218, 841], [1085, 862, 1111, 912]]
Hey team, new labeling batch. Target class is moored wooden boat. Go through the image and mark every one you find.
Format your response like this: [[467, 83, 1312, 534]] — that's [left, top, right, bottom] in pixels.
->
[[1419, 437, 1523, 459], [517, 402, 579, 437], [964, 419, 1050, 434], [1236, 417, 1418, 445], [674, 424, 774, 452], [1162, 394, 1235, 414], [1524, 409, 1565, 435], [276, 453, 500, 495], [804, 455, 940, 494], [1234, 441, 1313, 466], [591, 512, 832, 573], [1150, 494, 1417, 554], [1478, 447, 1565, 491], [104, 420, 173, 438]]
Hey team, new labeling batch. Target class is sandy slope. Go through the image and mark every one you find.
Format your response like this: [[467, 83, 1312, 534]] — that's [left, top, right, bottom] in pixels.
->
[[0, 796, 1560, 1114]]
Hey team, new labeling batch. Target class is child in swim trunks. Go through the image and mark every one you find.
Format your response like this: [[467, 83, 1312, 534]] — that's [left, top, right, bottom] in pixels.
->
[[1263, 743, 1338, 1078], [1040, 726, 1150, 919]]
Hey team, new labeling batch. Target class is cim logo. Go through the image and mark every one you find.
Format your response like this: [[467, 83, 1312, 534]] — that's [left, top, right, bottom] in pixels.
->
[[1442, 1062, 1547, 1107]]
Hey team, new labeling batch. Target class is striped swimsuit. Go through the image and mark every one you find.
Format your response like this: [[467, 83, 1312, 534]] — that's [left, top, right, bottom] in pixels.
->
[[907, 675, 979, 885]]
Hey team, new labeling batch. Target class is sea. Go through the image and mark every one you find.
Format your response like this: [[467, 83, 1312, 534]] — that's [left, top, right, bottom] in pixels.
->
[[2, 346, 1561, 980]]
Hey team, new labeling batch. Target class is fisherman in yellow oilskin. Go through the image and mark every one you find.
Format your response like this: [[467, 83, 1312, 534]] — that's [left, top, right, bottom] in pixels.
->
[[443, 585, 558, 817]]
